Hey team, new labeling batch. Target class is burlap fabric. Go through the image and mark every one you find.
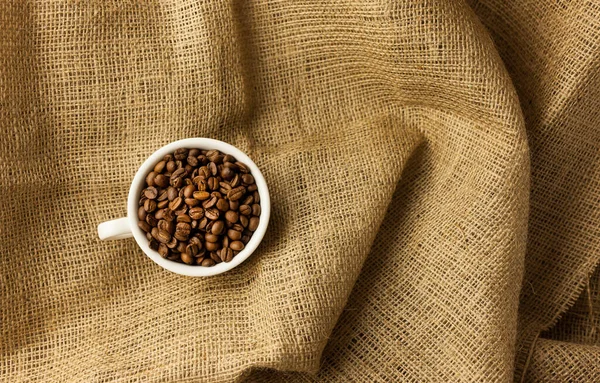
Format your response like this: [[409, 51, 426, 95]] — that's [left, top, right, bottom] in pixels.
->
[[1, 0, 599, 382]]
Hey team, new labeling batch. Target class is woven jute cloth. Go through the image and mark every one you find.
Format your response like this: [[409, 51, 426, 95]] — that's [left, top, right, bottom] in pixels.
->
[[2, 1, 599, 382]]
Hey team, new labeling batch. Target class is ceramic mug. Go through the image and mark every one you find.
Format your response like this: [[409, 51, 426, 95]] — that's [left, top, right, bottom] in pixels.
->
[[97, 138, 270, 277]]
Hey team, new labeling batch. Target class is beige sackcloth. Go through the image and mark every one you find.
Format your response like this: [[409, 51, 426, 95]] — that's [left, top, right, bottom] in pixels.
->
[[2, 1, 600, 382]]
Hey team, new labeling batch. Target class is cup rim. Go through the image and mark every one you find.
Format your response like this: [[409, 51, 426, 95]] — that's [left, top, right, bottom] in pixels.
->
[[128, 138, 270, 277]]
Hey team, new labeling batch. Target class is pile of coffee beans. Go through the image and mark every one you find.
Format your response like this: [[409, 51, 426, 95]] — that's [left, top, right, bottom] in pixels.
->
[[137, 148, 261, 266]]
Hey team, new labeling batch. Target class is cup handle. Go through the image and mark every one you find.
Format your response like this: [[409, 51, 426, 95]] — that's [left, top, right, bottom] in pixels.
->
[[98, 217, 133, 240]]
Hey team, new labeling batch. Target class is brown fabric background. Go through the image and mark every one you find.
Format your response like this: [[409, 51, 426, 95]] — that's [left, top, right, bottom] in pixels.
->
[[1, 0, 598, 382]]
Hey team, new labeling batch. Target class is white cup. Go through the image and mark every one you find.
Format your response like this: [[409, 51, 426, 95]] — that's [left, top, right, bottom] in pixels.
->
[[97, 138, 270, 277]]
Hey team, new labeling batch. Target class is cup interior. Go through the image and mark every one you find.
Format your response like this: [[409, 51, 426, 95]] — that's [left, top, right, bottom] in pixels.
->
[[127, 138, 270, 276]]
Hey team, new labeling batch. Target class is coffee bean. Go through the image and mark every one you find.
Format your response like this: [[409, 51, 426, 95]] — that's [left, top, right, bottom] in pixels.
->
[[157, 189, 168, 201], [239, 205, 251, 216], [177, 214, 192, 223], [207, 177, 219, 191], [154, 174, 169, 188], [205, 208, 220, 220], [174, 148, 188, 160], [157, 200, 169, 209], [239, 215, 249, 228], [253, 191, 260, 203], [154, 160, 166, 173], [229, 200, 239, 211], [223, 154, 236, 163], [225, 210, 239, 223], [138, 206, 147, 221], [227, 186, 246, 201], [176, 241, 187, 254], [204, 233, 219, 243], [236, 162, 250, 173], [252, 204, 261, 216], [169, 197, 183, 211], [138, 221, 151, 233], [205, 241, 219, 252], [198, 217, 209, 231], [216, 198, 229, 212], [185, 244, 199, 257], [180, 252, 194, 265], [187, 156, 199, 167], [241, 174, 254, 185], [166, 161, 177, 173], [221, 235, 230, 249], [221, 166, 234, 180], [202, 258, 216, 267], [175, 222, 191, 241], [189, 207, 204, 220], [241, 195, 254, 206], [149, 238, 159, 251], [146, 214, 158, 227], [220, 248, 234, 262], [230, 241, 245, 251], [183, 184, 195, 198], [146, 171, 157, 186], [207, 162, 217, 176], [158, 220, 175, 235], [241, 234, 251, 244], [158, 243, 169, 258], [247, 184, 258, 192], [144, 199, 157, 213], [144, 186, 158, 199], [202, 196, 217, 209], [174, 205, 188, 216], [166, 237, 178, 249], [185, 198, 199, 207], [167, 186, 178, 201], [163, 208, 175, 222], [157, 229, 171, 244], [230, 174, 241, 188], [193, 191, 210, 200], [227, 229, 242, 240], [248, 216, 260, 231], [211, 220, 225, 235]]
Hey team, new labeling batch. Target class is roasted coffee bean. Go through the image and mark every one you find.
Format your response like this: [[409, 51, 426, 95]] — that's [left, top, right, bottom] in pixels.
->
[[241, 195, 254, 206], [189, 236, 202, 248], [252, 204, 261, 216], [223, 154, 236, 163], [154, 174, 169, 188], [205, 233, 219, 243], [227, 229, 242, 240], [193, 191, 210, 200], [177, 214, 192, 223], [239, 205, 251, 216], [146, 214, 158, 227], [185, 198, 200, 207], [174, 222, 191, 241], [181, 252, 194, 265], [205, 220, 214, 233], [205, 208, 220, 220], [236, 162, 250, 173], [227, 186, 246, 201], [189, 148, 200, 157], [221, 166, 234, 180], [202, 196, 217, 209], [146, 171, 157, 186], [167, 186, 178, 201], [206, 149, 219, 159], [138, 206, 147, 221], [225, 210, 239, 223], [144, 186, 158, 199], [253, 190, 260, 203], [239, 215, 249, 228], [144, 199, 157, 213], [157, 189, 168, 201], [163, 208, 175, 222], [157, 229, 171, 244], [174, 205, 188, 216], [221, 236, 230, 249], [174, 148, 188, 160], [166, 160, 177, 173], [189, 207, 204, 220], [157, 200, 169, 209], [158, 243, 169, 258], [230, 241, 245, 251], [248, 216, 260, 231], [229, 200, 239, 211], [187, 156, 199, 167], [176, 241, 187, 254], [149, 238, 159, 250], [198, 217, 209, 231], [207, 177, 219, 190], [230, 174, 241, 188], [138, 221, 151, 233], [211, 220, 225, 235], [158, 220, 175, 235], [220, 248, 234, 263], [216, 198, 229, 212], [155, 208, 166, 220], [247, 184, 258, 192], [241, 234, 251, 244], [209, 251, 222, 263], [184, 164, 194, 174], [241, 174, 254, 185], [207, 162, 217, 176], [154, 160, 166, 173], [169, 197, 183, 211], [183, 184, 196, 198], [219, 181, 232, 191], [202, 258, 216, 267], [198, 166, 210, 179], [146, 232, 153, 241], [185, 244, 199, 257], [166, 237, 178, 249], [205, 241, 219, 252]]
